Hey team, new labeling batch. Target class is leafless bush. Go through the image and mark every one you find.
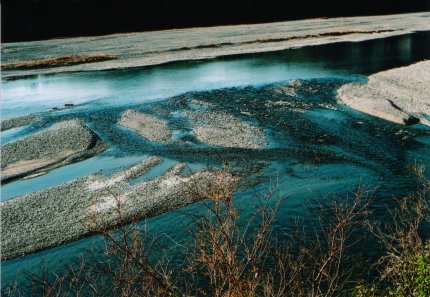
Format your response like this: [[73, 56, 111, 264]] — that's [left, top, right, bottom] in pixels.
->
[[357, 164, 430, 296], [183, 170, 278, 297], [82, 192, 179, 297], [4, 166, 429, 297], [261, 186, 372, 297], [183, 169, 372, 297]]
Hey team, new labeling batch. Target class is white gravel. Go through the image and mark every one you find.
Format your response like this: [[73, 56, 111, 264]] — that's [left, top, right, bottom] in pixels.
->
[[337, 60, 430, 126], [119, 109, 172, 142]]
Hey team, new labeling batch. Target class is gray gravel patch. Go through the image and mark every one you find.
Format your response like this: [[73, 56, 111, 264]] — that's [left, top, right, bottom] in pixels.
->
[[185, 110, 267, 149], [1, 119, 108, 183], [0, 114, 39, 131], [118, 109, 172, 142], [2, 13, 430, 78]]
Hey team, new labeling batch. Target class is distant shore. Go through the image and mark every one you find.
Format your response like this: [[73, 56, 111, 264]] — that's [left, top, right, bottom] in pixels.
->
[[2, 12, 430, 79]]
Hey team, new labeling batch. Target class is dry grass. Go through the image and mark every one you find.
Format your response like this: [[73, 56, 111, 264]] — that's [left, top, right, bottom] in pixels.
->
[[1, 54, 116, 70]]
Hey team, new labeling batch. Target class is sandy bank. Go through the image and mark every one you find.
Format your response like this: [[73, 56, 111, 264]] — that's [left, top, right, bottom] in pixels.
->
[[337, 60, 430, 126], [1, 119, 108, 183], [2, 12, 430, 78], [119, 109, 172, 142], [186, 110, 267, 149], [1, 157, 236, 260]]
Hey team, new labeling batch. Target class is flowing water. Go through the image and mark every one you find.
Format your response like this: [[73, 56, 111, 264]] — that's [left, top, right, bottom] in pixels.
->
[[1, 31, 430, 289]]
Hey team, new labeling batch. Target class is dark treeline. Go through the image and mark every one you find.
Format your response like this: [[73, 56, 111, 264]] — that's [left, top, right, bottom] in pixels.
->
[[2, 0, 430, 42]]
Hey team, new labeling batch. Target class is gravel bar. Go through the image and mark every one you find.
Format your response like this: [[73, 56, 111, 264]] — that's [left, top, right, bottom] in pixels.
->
[[119, 109, 172, 142], [337, 60, 430, 126], [186, 110, 267, 149], [1, 119, 108, 183], [1, 156, 236, 260], [0, 114, 39, 131]]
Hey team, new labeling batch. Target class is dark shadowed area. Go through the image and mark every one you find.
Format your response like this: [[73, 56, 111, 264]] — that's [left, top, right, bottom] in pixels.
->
[[2, 0, 430, 42]]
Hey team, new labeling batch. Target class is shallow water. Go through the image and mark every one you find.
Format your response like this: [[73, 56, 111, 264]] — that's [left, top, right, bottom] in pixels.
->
[[1, 31, 430, 290], [3, 31, 430, 119]]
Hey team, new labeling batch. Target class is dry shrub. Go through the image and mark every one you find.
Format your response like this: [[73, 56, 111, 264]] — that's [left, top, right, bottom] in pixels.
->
[[184, 170, 278, 297], [1, 55, 116, 70], [183, 169, 372, 297], [82, 192, 178, 297], [356, 164, 430, 297], [261, 187, 372, 297], [3, 166, 429, 297]]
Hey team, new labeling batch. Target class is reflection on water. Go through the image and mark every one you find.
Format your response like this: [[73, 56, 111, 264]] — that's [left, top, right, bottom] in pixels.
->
[[0, 154, 146, 200], [1, 31, 430, 290], [2, 32, 430, 119]]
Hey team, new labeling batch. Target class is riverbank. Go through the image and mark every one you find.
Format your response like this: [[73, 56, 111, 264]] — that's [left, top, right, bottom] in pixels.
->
[[337, 60, 430, 127], [2, 12, 430, 78], [1, 119, 108, 184]]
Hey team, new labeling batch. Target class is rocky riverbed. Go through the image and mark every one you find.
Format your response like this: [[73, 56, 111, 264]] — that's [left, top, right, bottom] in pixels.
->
[[185, 110, 267, 149], [1, 75, 430, 268], [0, 114, 40, 131]]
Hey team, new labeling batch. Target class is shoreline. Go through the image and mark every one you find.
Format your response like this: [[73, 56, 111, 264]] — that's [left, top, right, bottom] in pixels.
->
[[2, 12, 430, 79], [337, 60, 430, 127]]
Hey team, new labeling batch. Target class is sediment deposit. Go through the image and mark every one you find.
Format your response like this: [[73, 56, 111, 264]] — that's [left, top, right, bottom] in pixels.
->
[[1, 119, 108, 183], [1, 156, 236, 260], [186, 110, 267, 149], [338, 60, 430, 126], [0, 114, 39, 131], [119, 109, 172, 142], [2, 12, 429, 78]]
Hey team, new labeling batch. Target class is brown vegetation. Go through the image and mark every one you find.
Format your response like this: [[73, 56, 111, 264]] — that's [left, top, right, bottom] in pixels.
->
[[1, 54, 116, 70], [2, 166, 429, 297], [355, 164, 430, 296]]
